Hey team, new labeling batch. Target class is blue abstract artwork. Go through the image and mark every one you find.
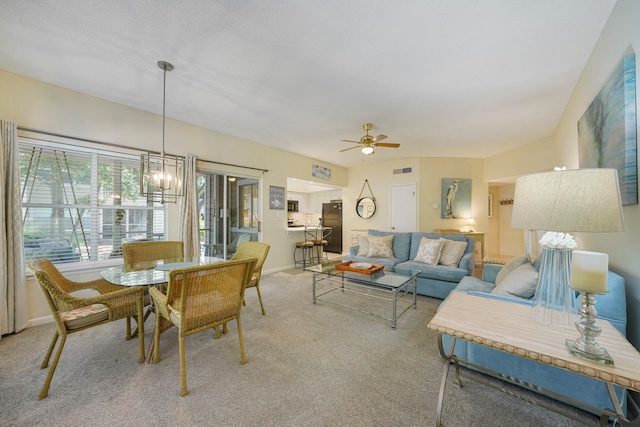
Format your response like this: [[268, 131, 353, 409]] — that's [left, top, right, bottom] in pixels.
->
[[578, 51, 637, 206]]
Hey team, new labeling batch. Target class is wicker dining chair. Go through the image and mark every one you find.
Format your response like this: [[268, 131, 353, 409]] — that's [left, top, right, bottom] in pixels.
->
[[149, 258, 257, 396], [28, 259, 145, 399], [121, 240, 185, 331], [121, 240, 185, 268], [231, 241, 271, 315]]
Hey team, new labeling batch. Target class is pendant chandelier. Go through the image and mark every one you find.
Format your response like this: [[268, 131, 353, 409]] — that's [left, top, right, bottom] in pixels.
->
[[140, 60, 185, 204]]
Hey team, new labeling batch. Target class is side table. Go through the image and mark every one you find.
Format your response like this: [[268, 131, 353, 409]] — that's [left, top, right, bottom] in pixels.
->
[[428, 292, 640, 426]]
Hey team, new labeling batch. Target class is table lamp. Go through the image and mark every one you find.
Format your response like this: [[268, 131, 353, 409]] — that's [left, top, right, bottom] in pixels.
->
[[511, 168, 624, 327], [566, 250, 613, 364], [464, 218, 476, 232]]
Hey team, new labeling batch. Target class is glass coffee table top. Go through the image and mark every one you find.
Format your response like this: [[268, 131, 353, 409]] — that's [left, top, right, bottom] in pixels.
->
[[305, 261, 420, 289]]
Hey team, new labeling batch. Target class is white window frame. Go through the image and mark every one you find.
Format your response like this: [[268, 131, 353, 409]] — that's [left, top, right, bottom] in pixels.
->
[[19, 131, 167, 271]]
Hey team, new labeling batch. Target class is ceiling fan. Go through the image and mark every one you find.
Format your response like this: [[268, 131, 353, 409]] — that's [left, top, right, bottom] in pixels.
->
[[340, 123, 400, 155]]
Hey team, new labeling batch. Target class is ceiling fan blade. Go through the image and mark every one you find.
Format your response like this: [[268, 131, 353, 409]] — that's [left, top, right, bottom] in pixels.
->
[[340, 145, 361, 152], [373, 134, 388, 142], [375, 143, 400, 148], [341, 139, 361, 144]]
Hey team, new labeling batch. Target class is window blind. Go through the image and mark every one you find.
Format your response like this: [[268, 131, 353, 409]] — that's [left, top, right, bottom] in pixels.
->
[[20, 138, 166, 265]]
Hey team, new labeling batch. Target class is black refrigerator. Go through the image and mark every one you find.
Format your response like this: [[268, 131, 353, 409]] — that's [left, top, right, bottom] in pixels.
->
[[322, 201, 343, 253]]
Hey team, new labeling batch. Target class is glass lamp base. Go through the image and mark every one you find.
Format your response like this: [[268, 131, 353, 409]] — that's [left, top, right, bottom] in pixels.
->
[[565, 339, 614, 365], [530, 247, 574, 327]]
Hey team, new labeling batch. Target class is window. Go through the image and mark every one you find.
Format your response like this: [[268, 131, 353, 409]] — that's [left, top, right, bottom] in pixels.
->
[[239, 181, 258, 228], [197, 172, 260, 259], [20, 137, 166, 266]]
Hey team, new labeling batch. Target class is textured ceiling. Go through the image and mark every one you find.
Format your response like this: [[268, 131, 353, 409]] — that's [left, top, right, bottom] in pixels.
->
[[0, 0, 616, 168]]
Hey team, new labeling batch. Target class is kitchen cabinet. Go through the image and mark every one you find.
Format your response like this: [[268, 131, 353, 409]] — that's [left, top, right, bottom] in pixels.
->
[[287, 192, 308, 213], [308, 190, 342, 215]]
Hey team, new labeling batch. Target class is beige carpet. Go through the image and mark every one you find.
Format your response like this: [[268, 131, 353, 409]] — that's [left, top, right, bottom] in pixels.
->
[[0, 270, 600, 426]]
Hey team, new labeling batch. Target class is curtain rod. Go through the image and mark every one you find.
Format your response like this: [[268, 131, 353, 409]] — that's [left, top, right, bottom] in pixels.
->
[[197, 158, 268, 173], [17, 126, 269, 173]]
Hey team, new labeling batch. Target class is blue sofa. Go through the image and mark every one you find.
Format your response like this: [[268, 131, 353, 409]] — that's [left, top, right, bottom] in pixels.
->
[[439, 258, 628, 417], [345, 230, 475, 299]]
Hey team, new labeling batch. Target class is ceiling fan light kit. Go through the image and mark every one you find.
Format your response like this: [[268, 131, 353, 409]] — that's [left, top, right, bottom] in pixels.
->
[[340, 123, 400, 155]]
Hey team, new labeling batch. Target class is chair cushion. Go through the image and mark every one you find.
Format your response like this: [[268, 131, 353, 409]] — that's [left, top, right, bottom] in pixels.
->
[[246, 274, 258, 288], [60, 304, 109, 329]]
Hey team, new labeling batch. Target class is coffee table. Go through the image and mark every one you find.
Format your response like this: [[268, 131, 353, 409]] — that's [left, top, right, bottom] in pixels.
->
[[306, 262, 419, 328]]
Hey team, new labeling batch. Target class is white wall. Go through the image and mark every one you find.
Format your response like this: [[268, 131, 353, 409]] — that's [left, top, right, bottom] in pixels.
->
[[484, 0, 640, 349], [343, 156, 486, 235]]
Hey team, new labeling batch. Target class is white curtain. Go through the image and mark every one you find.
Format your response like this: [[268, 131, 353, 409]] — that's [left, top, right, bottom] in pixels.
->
[[0, 120, 27, 337], [178, 153, 200, 258]]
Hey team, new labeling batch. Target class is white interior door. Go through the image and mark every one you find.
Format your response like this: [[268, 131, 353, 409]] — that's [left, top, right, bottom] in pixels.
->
[[390, 183, 416, 232]]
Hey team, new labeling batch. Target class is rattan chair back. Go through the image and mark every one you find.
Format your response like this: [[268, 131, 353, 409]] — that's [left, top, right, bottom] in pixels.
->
[[232, 241, 270, 315], [122, 240, 184, 269], [148, 257, 257, 396]]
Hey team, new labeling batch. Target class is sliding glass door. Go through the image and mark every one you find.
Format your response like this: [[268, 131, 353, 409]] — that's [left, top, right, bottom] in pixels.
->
[[197, 172, 260, 258]]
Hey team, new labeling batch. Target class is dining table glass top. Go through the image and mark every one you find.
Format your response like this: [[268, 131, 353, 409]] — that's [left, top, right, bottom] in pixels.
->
[[101, 256, 224, 286]]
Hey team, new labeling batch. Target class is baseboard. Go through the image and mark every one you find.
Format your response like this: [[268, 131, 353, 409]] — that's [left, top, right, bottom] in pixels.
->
[[27, 315, 53, 328]]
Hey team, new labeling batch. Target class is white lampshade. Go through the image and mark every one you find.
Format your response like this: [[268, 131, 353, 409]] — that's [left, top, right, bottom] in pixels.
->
[[466, 218, 476, 227], [511, 169, 625, 232]]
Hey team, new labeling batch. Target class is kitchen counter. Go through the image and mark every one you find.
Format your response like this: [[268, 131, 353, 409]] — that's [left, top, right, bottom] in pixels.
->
[[287, 225, 322, 232]]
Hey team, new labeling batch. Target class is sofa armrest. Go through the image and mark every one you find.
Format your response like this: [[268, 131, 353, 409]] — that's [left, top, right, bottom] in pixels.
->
[[482, 264, 502, 284], [458, 252, 474, 276]]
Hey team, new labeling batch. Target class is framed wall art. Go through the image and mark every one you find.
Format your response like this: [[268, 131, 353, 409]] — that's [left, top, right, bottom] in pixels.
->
[[578, 50, 637, 206], [312, 164, 331, 180], [269, 185, 285, 210], [441, 178, 471, 219]]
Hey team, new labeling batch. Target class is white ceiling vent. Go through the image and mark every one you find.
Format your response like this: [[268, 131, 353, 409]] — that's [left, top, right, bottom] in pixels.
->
[[393, 167, 413, 175]]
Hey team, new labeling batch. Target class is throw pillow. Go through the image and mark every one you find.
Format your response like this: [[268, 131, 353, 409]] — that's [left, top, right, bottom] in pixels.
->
[[356, 235, 369, 256], [492, 263, 539, 299], [366, 235, 394, 258], [438, 238, 468, 267], [414, 237, 444, 265], [495, 254, 530, 285]]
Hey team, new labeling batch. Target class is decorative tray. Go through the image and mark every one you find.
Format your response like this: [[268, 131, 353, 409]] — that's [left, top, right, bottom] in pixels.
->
[[335, 261, 384, 275]]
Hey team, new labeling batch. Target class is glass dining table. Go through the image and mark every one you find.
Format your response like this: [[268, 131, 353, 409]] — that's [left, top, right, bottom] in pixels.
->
[[100, 256, 224, 287]]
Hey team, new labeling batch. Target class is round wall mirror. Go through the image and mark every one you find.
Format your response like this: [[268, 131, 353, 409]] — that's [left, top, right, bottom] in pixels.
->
[[356, 197, 376, 219]]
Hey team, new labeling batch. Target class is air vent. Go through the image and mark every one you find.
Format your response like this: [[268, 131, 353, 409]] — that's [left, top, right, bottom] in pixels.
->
[[393, 167, 413, 175]]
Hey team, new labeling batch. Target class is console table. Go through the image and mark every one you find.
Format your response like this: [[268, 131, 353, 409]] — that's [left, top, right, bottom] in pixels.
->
[[428, 292, 640, 426]]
